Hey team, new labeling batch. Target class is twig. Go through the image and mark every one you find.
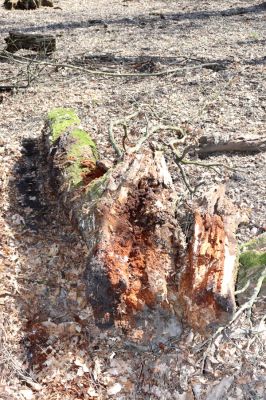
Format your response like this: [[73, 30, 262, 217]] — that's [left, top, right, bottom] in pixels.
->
[[0, 61, 47, 91], [177, 162, 202, 195], [180, 159, 240, 172], [1, 51, 229, 78], [128, 124, 185, 154], [169, 142, 239, 172], [195, 266, 266, 353], [109, 112, 139, 158], [235, 279, 250, 295]]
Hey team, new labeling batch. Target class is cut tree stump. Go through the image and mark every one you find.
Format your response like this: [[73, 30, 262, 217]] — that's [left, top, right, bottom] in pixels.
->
[[4, 0, 53, 9], [197, 135, 266, 156], [43, 108, 242, 336], [5, 31, 56, 54]]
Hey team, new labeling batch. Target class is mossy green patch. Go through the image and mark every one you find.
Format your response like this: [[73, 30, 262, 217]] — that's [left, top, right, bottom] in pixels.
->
[[239, 233, 266, 271], [48, 108, 80, 142], [47, 108, 100, 187], [239, 251, 266, 269], [66, 129, 99, 187], [237, 234, 266, 293], [70, 129, 98, 160]]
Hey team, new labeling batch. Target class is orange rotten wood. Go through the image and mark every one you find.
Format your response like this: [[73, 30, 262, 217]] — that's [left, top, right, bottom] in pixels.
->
[[43, 112, 185, 332], [178, 185, 241, 333]]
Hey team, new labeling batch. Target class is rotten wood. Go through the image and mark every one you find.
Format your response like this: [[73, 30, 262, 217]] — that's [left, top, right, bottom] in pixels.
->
[[43, 109, 242, 336], [5, 31, 56, 54], [43, 110, 186, 335], [198, 135, 266, 156], [178, 185, 241, 333]]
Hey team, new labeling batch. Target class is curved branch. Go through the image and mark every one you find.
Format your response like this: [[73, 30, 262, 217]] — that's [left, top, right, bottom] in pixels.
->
[[1, 51, 228, 79]]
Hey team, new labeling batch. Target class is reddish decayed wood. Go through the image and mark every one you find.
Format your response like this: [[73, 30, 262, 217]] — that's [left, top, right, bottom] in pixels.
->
[[45, 114, 240, 334], [84, 152, 185, 328], [178, 211, 237, 333]]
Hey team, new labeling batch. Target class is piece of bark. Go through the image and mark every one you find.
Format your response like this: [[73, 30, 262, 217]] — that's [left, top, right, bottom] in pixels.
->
[[197, 135, 266, 155], [5, 31, 56, 54], [178, 185, 241, 333], [43, 108, 186, 333]]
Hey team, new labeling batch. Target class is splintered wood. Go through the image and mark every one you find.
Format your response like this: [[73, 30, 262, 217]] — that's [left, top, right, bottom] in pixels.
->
[[82, 151, 185, 329], [44, 109, 241, 335], [178, 186, 240, 332]]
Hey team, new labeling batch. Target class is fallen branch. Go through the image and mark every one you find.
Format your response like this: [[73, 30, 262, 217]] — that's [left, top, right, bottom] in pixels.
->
[[196, 265, 266, 350], [109, 113, 185, 159], [1, 51, 231, 78], [164, 141, 240, 194], [198, 135, 266, 155], [108, 112, 139, 158], [109, 113, 241, 195]]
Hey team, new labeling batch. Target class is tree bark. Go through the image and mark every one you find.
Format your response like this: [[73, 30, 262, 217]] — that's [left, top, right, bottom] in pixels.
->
[[43, 109, 241, 335], [5, 31, 56, 54]]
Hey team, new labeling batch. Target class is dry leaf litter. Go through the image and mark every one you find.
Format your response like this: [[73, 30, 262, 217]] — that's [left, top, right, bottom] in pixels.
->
[[0, 0, 265, 399]]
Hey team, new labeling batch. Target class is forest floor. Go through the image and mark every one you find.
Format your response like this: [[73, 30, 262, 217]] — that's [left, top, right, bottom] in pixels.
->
[[0, 0, 265, 399]]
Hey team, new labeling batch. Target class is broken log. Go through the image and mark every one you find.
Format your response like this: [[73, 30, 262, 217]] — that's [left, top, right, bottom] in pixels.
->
[[43, 108, 186, 337], [178, 185, 241, 332], [4, 0, 53, 10], [43, 108, 241, 336], [198, 135, 266, 156], [5, 31, 56, 54]]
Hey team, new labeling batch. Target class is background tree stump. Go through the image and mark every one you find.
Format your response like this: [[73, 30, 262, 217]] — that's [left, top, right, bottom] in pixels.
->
[[4, 0, 53, 10], [5, 31, 56, 54]]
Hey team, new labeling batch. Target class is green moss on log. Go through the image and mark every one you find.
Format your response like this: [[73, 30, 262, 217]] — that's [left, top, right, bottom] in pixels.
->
[[48, 108, 99, 188], [69, 129, 98, 159], [48, 108, 80, 142]]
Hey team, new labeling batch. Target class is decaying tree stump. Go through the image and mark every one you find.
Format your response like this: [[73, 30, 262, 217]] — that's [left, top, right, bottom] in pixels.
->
[[43, 108, 186, 335], [43, 108, 242, 336], [5, 31, 56, 54], [4, 0, 53, 9]]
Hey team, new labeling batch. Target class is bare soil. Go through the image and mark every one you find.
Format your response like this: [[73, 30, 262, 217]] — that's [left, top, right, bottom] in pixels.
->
[[0, 1, 265, 399]]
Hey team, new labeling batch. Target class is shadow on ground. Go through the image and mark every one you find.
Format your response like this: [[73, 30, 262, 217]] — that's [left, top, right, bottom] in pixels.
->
[[8, 136, 93, 371], [1, 2, 265, 34]]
